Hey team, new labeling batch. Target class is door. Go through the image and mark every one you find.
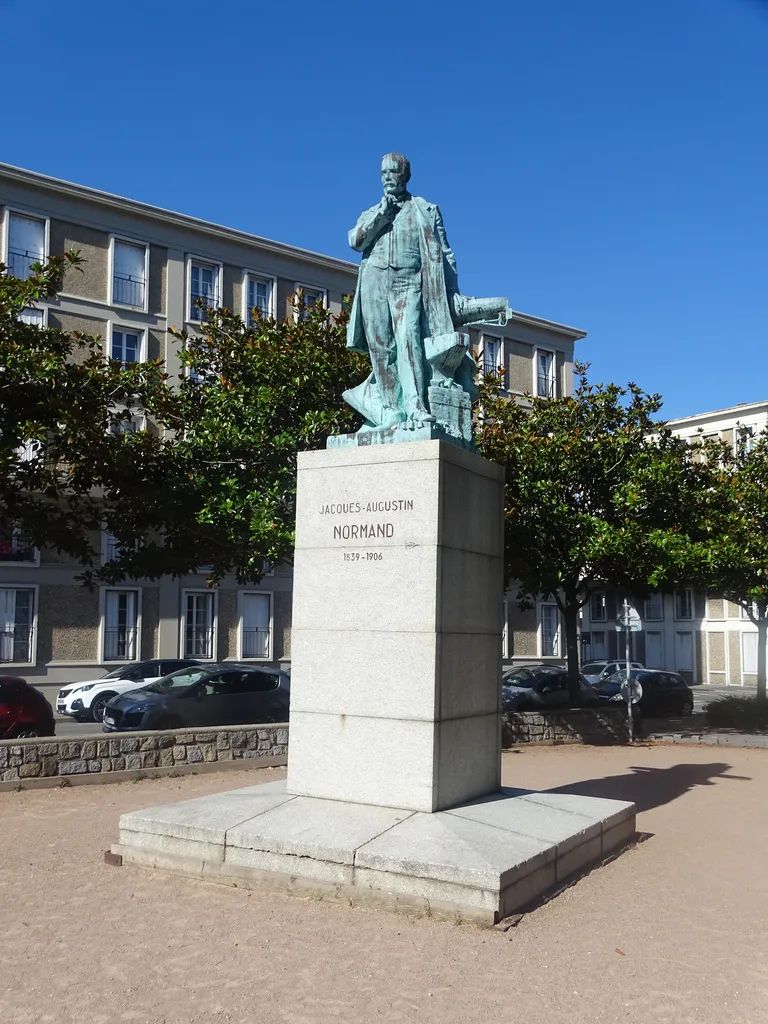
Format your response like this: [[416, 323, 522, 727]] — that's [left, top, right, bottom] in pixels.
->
[[675, 632, 694, 676], [645, 631, 664, 669], [241, 594, 271, 659], [185, 670, 249, 726], [537, 673, 570, 709], [232, 670, 283, 724]]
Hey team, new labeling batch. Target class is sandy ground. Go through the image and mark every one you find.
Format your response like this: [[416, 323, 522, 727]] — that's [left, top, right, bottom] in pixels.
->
[[2, 746, 767, 1024]]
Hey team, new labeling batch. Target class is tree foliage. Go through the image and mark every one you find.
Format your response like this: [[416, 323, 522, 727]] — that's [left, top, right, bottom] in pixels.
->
[[476, 364, 720, 703], [1, 259, 366, 584], [0, 253, 173, 565]]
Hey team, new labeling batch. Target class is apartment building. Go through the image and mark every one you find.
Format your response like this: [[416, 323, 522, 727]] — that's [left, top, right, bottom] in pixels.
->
[[1, 162, 586, 705], [577, 401, 768, 686]]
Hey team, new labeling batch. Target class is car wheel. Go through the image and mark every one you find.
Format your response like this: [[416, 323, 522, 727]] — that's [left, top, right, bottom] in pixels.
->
[[681, 699, 694, 717], [90, 693, 117, 723], [14, 726, 42, 739], [156, 716, 183, 732]]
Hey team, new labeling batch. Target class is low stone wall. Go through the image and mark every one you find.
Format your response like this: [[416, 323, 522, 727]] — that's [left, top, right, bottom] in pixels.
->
[[0, 724, 288, 784], [502, 708, 630, 747]]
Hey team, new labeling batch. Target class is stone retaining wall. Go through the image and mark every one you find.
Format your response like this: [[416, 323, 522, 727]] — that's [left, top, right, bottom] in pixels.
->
[[0, 724, 288, 783], [502, 708, 629, 747]]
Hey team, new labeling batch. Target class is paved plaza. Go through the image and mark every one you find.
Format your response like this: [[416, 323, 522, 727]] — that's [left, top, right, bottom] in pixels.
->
[[2, 745, 767, 1024]]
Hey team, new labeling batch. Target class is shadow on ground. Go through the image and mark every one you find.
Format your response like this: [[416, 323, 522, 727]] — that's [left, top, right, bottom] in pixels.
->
[[547, 761, 751, 812]]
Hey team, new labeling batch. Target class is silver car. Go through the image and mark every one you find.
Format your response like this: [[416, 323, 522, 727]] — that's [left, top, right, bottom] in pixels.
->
[[581, 660, 644, 686]]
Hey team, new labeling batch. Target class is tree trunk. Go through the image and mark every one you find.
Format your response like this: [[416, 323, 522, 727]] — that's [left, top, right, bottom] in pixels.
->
[[563, 594, 582, 708], [758, 608, 767, 702]]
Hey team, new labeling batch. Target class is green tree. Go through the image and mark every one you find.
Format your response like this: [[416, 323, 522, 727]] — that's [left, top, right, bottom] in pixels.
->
[[99, 298, 365, 585], [476, 364, 718, 705], [0, 253, 174, 566], [2, 259, 365, 585], [697, 432, 768, 701]]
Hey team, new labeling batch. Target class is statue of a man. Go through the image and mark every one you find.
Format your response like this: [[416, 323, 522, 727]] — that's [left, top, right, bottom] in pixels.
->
[[341, 153, 507, 444]]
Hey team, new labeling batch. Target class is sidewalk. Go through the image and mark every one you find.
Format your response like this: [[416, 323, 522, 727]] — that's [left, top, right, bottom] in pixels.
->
[[3, 746, 768, 1023]]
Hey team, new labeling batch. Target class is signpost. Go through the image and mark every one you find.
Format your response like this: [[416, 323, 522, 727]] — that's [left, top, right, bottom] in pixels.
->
[[616, 598, 642, 742]]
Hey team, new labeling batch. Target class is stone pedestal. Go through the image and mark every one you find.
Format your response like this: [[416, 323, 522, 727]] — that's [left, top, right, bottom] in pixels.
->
[[286, 441, 504, 812], [112, 441, 637, 925]]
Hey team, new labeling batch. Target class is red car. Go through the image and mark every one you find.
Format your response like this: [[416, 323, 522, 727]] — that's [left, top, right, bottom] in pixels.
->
[[0, 676, 56, 739]]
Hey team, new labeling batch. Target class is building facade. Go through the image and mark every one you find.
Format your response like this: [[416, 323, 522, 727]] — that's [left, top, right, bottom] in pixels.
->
[[1, 162, 585, 706], [577, 401, 768, 686]]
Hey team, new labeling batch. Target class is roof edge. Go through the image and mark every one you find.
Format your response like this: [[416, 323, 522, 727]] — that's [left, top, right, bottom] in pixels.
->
[[0, 161, 359, 276]]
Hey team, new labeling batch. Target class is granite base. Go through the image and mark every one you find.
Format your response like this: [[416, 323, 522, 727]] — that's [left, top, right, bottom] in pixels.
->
[[113, 780, 636, 926]]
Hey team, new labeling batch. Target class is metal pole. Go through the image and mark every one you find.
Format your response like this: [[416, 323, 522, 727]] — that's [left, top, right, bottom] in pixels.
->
[[624, 598, 633, 744]]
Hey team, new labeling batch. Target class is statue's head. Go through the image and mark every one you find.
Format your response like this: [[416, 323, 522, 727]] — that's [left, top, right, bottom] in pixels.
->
[[381, 153, 410, 198]]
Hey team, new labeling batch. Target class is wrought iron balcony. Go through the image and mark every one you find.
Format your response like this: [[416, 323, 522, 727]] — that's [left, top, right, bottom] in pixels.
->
[[0, 627, 34, 663], [113, 273, 146, 308], [241, 627, 271, 659], [537, 374, 556, 398], [7, 248, 43, 280], [103, 627, 138, 661], [184, 627, 214, 659]]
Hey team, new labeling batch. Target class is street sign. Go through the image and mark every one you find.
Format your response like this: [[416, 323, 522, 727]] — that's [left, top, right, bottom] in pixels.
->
[[615, 623, 642, 632]]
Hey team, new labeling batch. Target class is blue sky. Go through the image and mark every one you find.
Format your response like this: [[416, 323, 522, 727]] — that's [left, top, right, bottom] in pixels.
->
[[2, 0, 767, 419]]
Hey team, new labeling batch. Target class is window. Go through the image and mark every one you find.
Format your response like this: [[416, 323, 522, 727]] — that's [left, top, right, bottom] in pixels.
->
[[674, 588, 693, 620], [189, 259, 220, 321], [294, 284, 325, 320], [18, 306, 45, 326], [741, 601, 760, 620], [540, 605, 560, 657], [101, 531, 138, 565], [590, 592, 607, 621], [110, 328, 142, 366], [112, 239, 147, 309], [108, 410, 143, 436], [183, 592, 215, 659], [0, 527, 37, 564], [240, 592, 272, 659], [246, 274, 273, 324], [736, 425, 757, 454], [0, 587, 35, 663], [481, 334, 502, 377], [644, 592, 663, 621], [103, 589, 139, 661], [536, 350, 555, 398], [6, 213, 45, 279]]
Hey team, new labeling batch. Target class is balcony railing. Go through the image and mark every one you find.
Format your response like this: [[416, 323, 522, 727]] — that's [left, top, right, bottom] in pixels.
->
[[113, 273, 146, 308], [0, 533, 36, 563], [537, 373, 555, 398], [0, 627, 34, 663], [7, 248, 43, 280], [241, 627, 271, 659], [184, 626, 214, 659], [103, 627, 137, 661]]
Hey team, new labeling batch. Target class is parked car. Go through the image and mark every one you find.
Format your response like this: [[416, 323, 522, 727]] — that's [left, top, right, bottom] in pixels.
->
[[57, 659, 203, 723], [0, 676, 56, 739], [502, 666, 598, 712], [102, 663, 291, 732], [580, 660, 645, 686], [595, 669, 694, 717]]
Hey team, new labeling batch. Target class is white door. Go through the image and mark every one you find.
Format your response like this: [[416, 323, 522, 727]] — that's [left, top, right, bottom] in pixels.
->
[[675, 631, 693, 673], [645, 631, 664, 669]]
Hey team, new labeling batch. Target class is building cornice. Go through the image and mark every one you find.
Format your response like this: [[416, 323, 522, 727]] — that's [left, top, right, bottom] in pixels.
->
[[667, 400, 768, 427], [0, 162, 359, 277], [507, 309, 587, 341]]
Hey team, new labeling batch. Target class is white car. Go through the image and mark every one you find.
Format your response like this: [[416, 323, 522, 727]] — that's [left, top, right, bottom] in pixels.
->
[[56, 659, 202, 723], [580, 660, 645, 686]]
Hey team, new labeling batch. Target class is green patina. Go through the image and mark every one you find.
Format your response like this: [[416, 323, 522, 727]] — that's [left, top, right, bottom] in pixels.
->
[[328, 154, 508, 452]]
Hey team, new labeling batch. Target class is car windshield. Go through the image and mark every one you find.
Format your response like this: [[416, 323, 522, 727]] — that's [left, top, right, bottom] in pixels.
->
[[603, 669, 652, 685], [140, 668, 212, 694], [103, 665, 131, 679], [502, 666, 558, 689], [581, 663, 607, 675]]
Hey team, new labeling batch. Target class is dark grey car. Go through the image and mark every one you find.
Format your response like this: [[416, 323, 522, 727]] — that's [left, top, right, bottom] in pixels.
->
[[502, 667, 598, 712], [102, 663, 290, 732]]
